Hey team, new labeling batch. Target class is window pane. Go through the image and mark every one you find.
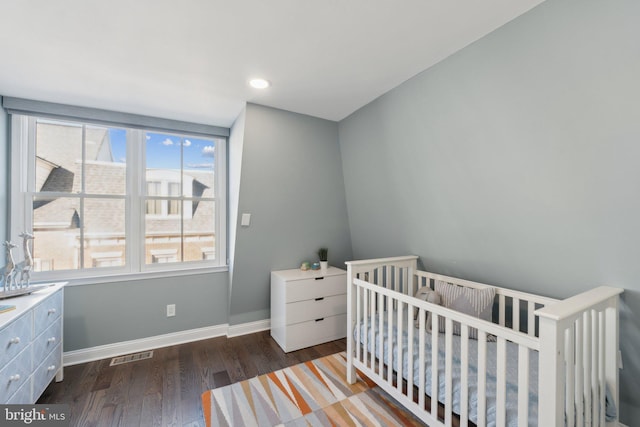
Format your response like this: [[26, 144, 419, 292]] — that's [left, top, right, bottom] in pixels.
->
[[35, 120, 82, 193], [35, 121, 127, 195], [146, 182, 162, 214], [32, 196, 81, 271], [145, 201, 182, 265], [184, 137, 216, 198], [184, 200, 215, 262], [146, 132, 181, 196], [83, 198, 126, 269], [85, 127, 127, 195]]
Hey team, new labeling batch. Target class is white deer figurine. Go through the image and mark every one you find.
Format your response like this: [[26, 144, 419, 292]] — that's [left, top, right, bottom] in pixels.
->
[[3, 241, 17, 292], [19, 232, 34, 287]]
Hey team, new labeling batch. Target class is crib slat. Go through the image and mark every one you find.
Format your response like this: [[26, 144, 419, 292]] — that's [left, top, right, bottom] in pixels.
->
[[499, 294, 506, 326], [396, 302, 404, 394], [575, 316, 584, 427], [378, 292, 384, 377], [565, 325, 575, 427], [363, 287, 369, 368], [370, 288, 376, 371], [592, 310, 599, 426], [518, 344, 529, 427], [460, 326, 469, 426], [403, 267, 408, 295], [394, 266, 399, 294], [431, 313, 438, 415], [599, 311, 606, 427], [407, 302, 414, 402], [496, 337, 506, 427], [387, 294, 393, 383], [528, 301, 536, 336], [445, 318, 453, 427], [584, 310, 592, 426], [513, 297, 520, 332], [419, 308, 426, 410], [356, 285, 361, 362], [478, 331, 487, 427]]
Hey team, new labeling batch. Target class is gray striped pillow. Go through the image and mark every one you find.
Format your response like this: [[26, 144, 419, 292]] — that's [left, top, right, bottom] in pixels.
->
[[435, 280, 496, 340]]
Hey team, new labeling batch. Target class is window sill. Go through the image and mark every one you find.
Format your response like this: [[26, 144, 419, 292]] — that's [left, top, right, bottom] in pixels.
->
[[37, 265, 229, 287]]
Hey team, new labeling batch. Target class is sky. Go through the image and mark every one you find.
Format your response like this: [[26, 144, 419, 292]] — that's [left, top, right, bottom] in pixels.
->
[[109, 129, 216, 170]]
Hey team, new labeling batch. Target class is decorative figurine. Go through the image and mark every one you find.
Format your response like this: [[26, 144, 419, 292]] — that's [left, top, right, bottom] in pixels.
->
[[19, 232, 34, 288], [300, 261, 310, 271], [3, 241, 17, 292]]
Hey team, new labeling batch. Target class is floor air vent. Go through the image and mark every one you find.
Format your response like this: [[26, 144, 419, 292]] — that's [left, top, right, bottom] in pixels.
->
[[110, 350, 154, 366]]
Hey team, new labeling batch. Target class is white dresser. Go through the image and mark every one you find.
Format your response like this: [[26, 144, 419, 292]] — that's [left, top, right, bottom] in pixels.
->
[[270, 267, 347, 352], [0, 283, 65, 404]]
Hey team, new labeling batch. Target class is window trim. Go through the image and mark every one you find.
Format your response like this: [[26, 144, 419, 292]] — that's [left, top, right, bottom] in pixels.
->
[[9, 112, 228, 283]]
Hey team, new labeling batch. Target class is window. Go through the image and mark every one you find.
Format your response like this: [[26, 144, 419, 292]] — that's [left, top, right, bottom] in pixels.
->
[[10, 112, 228, 282]]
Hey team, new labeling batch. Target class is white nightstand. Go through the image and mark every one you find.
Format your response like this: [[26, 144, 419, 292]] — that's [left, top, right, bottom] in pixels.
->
[[270, 266, 347, 352]]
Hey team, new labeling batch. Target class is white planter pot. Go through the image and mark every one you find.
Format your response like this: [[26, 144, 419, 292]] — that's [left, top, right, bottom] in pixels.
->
[[320, 261, 328, 272]]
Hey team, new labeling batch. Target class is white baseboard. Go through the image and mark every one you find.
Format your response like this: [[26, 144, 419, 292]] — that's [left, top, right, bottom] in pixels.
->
[[227, 319, 271, 338], [64, 319, 271, 366]]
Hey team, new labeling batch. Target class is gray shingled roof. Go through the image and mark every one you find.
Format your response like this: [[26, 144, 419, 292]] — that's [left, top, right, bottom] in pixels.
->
[[33, 121, 214, 236]]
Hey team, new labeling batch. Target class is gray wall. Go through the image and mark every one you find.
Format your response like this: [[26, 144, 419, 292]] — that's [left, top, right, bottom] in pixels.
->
[[338, 0, 640, 420], [229, 103, 352, 324], [0, 95, 230, 352], [64, 272, 229, 350]]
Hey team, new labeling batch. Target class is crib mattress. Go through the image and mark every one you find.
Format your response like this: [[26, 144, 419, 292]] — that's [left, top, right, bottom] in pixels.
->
[[357, 312, 616, 427], [358, 313, 535, 426]]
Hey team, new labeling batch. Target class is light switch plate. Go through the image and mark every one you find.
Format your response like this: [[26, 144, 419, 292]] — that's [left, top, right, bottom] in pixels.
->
[[241, 213, 251, 227]]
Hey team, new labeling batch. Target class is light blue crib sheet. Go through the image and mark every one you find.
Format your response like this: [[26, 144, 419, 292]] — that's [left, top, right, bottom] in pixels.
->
[[358, 313, 539, 427], [358, 314, 616, 426]]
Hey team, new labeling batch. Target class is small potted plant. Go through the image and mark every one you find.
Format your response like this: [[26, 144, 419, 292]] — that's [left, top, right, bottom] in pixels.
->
[[318, 247, 328, 272]]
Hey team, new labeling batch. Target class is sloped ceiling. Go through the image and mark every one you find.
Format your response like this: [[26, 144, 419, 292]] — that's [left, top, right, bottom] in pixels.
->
[[0, 0, 545, 126]]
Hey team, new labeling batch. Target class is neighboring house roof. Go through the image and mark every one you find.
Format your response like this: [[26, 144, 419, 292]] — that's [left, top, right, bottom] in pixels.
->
[[33, 121, 214, 236]]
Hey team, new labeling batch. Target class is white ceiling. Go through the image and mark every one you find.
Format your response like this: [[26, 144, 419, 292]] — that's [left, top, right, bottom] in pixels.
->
[[0, 0, 545, 127]]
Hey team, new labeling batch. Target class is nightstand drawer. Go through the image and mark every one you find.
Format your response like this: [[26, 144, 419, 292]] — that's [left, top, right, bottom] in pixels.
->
[[34, 290, 62, 337], [0, 314, 32, 366], [284, 314, 347, 352], [286, 294, 347, 325], [285, 275, 346, 303], [0, 346, 32, 402]]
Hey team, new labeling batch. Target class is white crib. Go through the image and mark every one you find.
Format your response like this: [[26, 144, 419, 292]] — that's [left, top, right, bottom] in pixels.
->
[[345, 256, 622, 427]]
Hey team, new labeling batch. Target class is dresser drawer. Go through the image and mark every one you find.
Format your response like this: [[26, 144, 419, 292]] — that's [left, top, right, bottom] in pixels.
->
[[286, 294, 346, 325], [0, 313, 32, 366], [284, 313, 347, 352], [34, 290, 62, 337], [33, 344, 61, 401], [7, 376, 32, 404], [285, 274, 346, 303], [33, 319, 62, 368], [0, 346, 32, 402]]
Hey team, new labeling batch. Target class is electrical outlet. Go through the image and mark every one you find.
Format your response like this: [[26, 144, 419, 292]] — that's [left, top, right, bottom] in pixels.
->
[[167, 304, 176, 317]]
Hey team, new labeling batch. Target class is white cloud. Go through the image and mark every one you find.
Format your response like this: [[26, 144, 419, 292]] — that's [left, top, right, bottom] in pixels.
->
[[146, 135, 151, 140], [183, 139, 192, 147], [162, 138, 174, 146], [202, 145, 215, 157]]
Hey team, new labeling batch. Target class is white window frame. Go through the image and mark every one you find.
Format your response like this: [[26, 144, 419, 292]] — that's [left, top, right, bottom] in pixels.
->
[[9, 115, 228, 284]]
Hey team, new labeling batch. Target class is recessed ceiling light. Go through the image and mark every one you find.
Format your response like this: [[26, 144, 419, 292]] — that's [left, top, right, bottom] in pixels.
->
[[249, 78, 270, 89]]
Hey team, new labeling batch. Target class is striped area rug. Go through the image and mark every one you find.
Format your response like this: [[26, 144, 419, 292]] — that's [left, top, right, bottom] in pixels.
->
[[201, 352, 424, 426]]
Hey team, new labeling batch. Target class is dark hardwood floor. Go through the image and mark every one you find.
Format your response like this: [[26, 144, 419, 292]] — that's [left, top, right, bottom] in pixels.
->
[[38, 331, 346, 427]]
